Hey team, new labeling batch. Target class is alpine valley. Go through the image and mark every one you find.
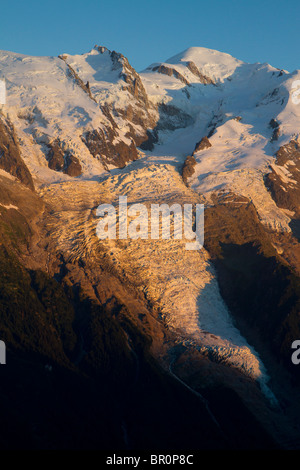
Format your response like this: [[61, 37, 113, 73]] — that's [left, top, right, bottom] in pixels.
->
[[0, 44, 300, 450]]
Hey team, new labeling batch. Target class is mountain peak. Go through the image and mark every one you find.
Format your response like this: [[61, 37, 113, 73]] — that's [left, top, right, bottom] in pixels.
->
[[165, 46, 244, 82]]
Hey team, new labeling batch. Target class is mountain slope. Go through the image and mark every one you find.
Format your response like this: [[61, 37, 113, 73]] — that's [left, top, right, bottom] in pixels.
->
[[0, 44, 300, 449]]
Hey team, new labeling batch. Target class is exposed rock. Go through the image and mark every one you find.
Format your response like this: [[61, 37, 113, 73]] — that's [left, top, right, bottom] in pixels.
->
[[151, 64, 190, 86], [186, 61, 215, 84], [139, 105, 194, 151], [204, 193, 300, 382], [139, 129, 159, 151], [0, 115, 34, 190], [157, 103, 194, 131], [182, 155, 196, 185], [62, 46, 157, 154], [46, 139, 82, 176], [114, 51, 158, 146], [120, 55, 151, 108], [272, 128, 280, 141], [59, 55, 97, 103], [269, 118, 279, 129], [94, 45, 108, 54], [64, 153, 82, 177], [207, 115, 223, 138], [265, 140, 300, 219], [47, 139, 65, 172], [81, 128, 138, 168], [269, 118, 280, 142], [193, 136, 212, 154]]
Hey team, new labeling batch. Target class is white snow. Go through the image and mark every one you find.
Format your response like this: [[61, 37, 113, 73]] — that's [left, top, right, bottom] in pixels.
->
[[139, 47, 299, 232]]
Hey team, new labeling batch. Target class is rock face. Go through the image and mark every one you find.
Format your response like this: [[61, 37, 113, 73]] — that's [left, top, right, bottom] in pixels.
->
[[186, 60, 215, 84], [204, 193, 300, 380], [64, 153, 82, 177], [182, 155, 197, 185], [148, 60, 215, 86], [0, 115, 34, 190], [181, 136, 212, 186], [61, 45, 158, 157], [106, 47, 157, 143], [60, 48, 146, 168], [140, 103, 194, 151], [265, 140, 300, 222], [81, 128, 138, 169], [151, 64, 190, 85], [193, 136, 212, 154], [59, 55, 97, 103], [46, 139, 82, 176], [269, 118, 280, 142]]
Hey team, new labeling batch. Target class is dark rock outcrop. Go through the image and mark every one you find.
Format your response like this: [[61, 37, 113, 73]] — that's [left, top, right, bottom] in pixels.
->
[[59, 55, 97, 103], [193, 136, 212, 154], [46, 139, 82, 176], [47, 140, 65, 172], [186, 61, 215, 84], [62, 46, 157, 157], [182, 155, 196, 185], [151, 64, 190, 86], [139, 104, 194, 151], [265, 140, 300, 218], [181, 135, 212, 186], [269, 118, 280, 142], [0, 115, 34, 190], [204, 193, 300, 384], [64, 153, 82, 177], [81, 128, 138, 169], [157, 103, 194, 131]]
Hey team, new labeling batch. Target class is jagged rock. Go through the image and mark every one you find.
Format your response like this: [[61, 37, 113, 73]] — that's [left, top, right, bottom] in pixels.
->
[[139, 104, 194, 151], [139, 129, 159, 151], [157, 103, 194, 131], [61, 46, 157, 153], [58, 55, 97, 102], [204, 195, 300, 380], [120, 55, 151, 108], [182, 155, 197, 185], [47, 140, 65, 172], [265, 140, 300, 219], [151, 64, 190, 86], [65, 153, 82, 177], [81, 128, 138, 168], [46, 140, 82, 176], [269, 118, 279, 129], [94, 45, 107, 54], [193, 136, 212, 154], [0, 115, 34, 190], [269, 118, 280, 142], [186, 61, 215, 84]]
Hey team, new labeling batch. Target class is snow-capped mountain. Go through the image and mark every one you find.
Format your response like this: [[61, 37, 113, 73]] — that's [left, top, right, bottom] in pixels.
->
[[0, 45, 300, 449], [2, 44, 299, 235]]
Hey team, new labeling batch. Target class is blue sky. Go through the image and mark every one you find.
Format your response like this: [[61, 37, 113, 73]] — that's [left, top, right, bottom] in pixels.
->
[[0, 0, 299, 72]]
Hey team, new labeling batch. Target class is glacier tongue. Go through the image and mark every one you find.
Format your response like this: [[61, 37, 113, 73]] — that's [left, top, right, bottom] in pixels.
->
[[38, 159, 278, 405]]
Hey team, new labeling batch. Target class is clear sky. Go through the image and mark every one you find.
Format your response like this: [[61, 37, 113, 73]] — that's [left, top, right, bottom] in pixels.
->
[[0, 0, 299, 72]]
